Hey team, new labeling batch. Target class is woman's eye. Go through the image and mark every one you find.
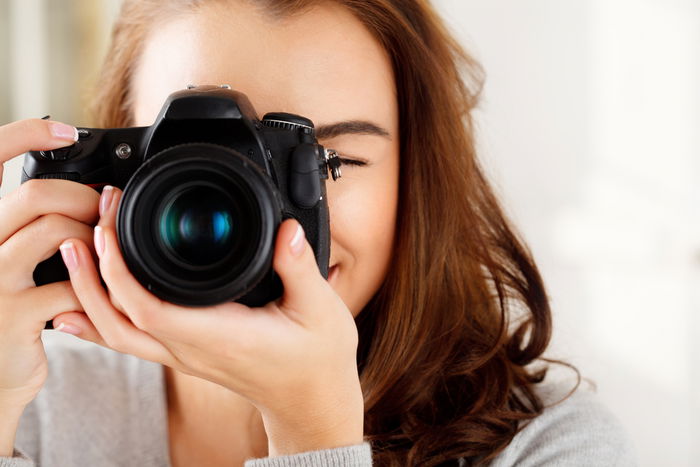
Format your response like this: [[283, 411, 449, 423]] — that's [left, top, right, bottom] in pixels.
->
[[338, 157, 367, 167]]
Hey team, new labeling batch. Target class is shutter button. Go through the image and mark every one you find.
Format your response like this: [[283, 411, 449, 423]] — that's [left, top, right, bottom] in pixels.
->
[[39, 127, 90, 160]]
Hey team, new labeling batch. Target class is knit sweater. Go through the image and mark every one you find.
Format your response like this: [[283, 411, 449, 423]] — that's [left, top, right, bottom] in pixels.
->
[[1, 334, 637, 466]]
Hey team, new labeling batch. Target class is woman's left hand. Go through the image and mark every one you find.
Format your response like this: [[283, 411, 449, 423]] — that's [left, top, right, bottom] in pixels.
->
[[54, 186, 364, 456]]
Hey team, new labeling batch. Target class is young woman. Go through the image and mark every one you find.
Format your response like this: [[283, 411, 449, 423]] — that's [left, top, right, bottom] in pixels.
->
[[0, 0, 636, 465]]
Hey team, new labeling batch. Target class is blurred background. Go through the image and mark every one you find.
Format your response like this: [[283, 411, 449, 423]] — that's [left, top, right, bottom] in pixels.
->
[[1, 0, 698, 465]]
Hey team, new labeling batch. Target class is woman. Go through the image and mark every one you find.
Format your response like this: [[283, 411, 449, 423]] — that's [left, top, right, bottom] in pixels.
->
[[0, 0, 636, 465]]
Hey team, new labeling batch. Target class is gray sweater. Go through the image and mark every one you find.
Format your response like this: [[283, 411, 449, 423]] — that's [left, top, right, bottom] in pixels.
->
[[1, 335, 637, 466]]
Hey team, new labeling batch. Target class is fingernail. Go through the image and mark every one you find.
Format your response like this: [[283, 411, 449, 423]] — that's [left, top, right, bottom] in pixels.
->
[[94, 226, 105, 257], [49, 122, 78, 142], [99, 186, 114, 217], [59, 242, 79, 272], [290, 223, 305, 257], [55, 322, 81, 336]]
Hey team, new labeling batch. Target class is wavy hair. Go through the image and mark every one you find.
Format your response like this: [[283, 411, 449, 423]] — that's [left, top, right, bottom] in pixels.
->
[[91, 0, 580, 465]]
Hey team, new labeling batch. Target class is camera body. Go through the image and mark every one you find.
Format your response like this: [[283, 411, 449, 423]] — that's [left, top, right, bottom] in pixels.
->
[[23, 85, 341, 311]]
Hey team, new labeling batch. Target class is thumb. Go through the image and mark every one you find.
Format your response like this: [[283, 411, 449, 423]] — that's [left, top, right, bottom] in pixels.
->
[[273, 219, 328, 316]]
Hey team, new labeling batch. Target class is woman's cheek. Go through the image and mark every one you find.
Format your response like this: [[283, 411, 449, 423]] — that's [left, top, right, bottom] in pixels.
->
[[329, 172, 391, 249], [327, 170, 398, 315]]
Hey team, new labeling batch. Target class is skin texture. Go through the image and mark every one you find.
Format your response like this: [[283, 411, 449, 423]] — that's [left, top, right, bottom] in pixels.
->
[[0, 120, 90, 457], [51, 1, 399, 465]]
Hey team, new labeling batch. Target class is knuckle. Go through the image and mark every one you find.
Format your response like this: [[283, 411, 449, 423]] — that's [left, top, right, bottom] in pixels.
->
[[56, 281, 80, 306], [103, 328, 127, 351], [295, 242, 316, 268], [37, 213, 70, 236], [129, 306, 154, 331], [31, 118, 52, 138], [109, 297, 125, 314], [17, 178, 47, 206]]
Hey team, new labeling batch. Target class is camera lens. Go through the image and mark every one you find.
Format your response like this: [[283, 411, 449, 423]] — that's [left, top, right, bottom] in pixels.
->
[[157, 184, 238, 267], [117, 143, 282, 306]]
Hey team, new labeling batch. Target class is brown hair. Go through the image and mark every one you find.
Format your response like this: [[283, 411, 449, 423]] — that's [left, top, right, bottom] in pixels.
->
[[92, 0, 580, 465]]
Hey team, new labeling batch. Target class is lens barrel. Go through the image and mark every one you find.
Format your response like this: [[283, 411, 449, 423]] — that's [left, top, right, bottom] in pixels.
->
[[117, 143, 282, 306]]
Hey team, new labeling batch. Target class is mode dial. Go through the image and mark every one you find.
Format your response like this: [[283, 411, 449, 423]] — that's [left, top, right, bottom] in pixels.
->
[[261, 112, 315, 134]]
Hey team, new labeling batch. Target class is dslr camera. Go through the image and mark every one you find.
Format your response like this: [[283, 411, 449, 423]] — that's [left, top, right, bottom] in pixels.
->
[[23, 85, 341, 314]]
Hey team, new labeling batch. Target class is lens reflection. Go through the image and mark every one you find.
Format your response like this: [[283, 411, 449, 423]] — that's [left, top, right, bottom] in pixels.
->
[[159, 186, 237, 266]]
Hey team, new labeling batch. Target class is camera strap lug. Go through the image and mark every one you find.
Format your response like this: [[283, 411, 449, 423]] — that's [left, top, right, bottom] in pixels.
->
[[323, 149, 342, 181]]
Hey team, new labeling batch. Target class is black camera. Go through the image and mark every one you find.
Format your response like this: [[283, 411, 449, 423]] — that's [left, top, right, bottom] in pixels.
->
[[23, 85, 342, 314]]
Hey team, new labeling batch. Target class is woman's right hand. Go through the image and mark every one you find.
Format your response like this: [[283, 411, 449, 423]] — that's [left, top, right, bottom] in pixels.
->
[[0, 119, 100, 413]]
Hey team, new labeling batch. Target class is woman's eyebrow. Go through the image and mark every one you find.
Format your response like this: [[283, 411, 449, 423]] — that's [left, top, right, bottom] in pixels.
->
[[316, 120, 391, 140]]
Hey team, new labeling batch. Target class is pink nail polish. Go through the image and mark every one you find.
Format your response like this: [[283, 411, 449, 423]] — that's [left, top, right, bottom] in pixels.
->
[[94, 226, 105, 257], [290, 224, 305, 257], [59, 242, 79, 271], [55, 322, 81, 336], [99, 186, 114, 217], [49, 122, 78, 142]]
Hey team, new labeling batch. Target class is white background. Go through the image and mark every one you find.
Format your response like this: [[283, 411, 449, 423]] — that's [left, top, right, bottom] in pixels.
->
[[435, 1, 700, 465], [1, 1, 699, 465]]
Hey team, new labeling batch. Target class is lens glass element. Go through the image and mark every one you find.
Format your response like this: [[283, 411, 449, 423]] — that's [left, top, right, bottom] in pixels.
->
[[158, 185, 241, 266]]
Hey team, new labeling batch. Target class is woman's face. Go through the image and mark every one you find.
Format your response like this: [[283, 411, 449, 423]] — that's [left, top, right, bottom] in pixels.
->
[[131, 1, 399, 316]]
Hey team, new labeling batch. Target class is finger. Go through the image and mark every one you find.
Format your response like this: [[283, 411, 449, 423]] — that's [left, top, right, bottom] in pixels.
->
[[9, 281, 84, 328], [273, 219, 334, 322], [59, 237, 173, 364], [108, 289, 126, 313], [95, 186, 260, 347], [0, 119, 78, 165], [95, 187, 169, 332], [0, 179, 100, 245], [52, 311, 106, 346], [0, 213, 95, 290]]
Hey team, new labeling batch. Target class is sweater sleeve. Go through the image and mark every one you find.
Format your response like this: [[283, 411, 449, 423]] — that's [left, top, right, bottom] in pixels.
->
[[488, 387, 638, 466], [244, 442, 372, 467], [0, 448, 34, 467]]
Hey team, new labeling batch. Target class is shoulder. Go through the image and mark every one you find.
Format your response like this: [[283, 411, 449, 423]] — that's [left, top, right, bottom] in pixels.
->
[[488, 380, 638, 467]]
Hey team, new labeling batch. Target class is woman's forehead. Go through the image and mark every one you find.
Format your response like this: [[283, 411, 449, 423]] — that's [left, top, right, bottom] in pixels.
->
[[131, 1, 397, 131]]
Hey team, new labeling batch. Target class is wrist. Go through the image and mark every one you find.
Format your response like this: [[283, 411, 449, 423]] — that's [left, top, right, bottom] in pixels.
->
[[263, 409, 364, 457], [261, 377, 365, 456], [0, 403, 26, 457]]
